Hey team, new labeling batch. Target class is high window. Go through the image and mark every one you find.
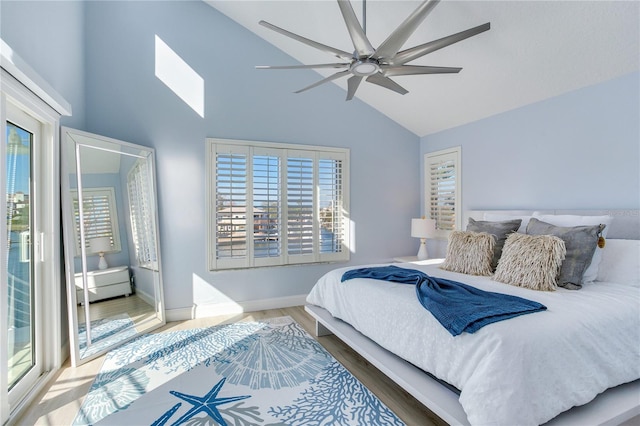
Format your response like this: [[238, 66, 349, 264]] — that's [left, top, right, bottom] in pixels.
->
[[424, 146, 461, 235], [207, 139, 350, 270]]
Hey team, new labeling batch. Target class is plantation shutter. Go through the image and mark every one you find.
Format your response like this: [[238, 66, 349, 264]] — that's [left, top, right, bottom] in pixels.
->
[[127, 159, 157, 268], [214, 145, 249, 269], [318, 153, 348, 261], [208, 139, 350, 270], [425, 148, 461, 233], [72, 187, 121, 255], [286, 152, 315, 261], [252, 147, 283, 266]]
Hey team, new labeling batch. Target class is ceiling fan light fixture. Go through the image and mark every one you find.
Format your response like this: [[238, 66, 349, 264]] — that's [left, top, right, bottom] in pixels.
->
[[350, 60, 380, 76]]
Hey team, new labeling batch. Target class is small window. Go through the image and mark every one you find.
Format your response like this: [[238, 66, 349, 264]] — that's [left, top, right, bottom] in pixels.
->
[[127, 159, 157, 269], [72, 187, 121, 256], [424, 147, 461, 236], [207, 139, 350, 270]]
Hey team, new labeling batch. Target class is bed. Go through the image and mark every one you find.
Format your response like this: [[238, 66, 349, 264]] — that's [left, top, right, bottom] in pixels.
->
[[305, 210, 640, 425]]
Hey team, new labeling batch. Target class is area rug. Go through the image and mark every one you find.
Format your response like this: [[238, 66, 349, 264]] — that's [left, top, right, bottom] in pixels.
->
[[77, 313, 137, 359], [73, 316, 404, 425]]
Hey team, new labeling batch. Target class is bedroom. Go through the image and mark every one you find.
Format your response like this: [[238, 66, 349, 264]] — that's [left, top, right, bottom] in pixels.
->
[[0, 0, 638, 425]]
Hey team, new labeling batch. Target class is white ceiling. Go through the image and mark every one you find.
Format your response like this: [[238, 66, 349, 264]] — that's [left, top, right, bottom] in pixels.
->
[[205, 0, 639, 137]]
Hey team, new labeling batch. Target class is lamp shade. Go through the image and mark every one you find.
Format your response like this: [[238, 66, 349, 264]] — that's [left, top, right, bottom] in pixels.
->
[[411, 218, 436, 238], [89, 236, 111, 253]]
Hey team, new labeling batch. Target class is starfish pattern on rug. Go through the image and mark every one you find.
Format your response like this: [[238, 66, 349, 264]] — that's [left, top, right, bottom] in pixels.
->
[[167, 377, 251, 425]]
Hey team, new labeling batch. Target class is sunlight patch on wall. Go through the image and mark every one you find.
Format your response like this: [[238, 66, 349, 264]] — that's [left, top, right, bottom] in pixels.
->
[[154, 35, 204, 117]]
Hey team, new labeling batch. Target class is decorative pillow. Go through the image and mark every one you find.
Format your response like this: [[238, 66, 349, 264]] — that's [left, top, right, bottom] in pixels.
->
[[467, 218, 522, 272], [526, 218, 605, 289], [596, 239, 640, 286], [483, 212, 532, 233], [494, 233, 566, 291], [440, 231, 494, 276], [532, 213, 612, 283]]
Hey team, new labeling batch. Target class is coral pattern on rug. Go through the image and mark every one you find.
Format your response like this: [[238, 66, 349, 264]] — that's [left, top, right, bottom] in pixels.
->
[[77, 313, 137, 359], [73, 316, 404, 426]]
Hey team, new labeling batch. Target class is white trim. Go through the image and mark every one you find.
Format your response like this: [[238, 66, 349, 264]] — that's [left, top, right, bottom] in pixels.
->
[[165, 294, 309, 321], [0, 39, 71, 117]]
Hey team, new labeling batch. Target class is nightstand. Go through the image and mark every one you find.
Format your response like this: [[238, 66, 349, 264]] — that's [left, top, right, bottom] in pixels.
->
[[75, 266, 131, 304]]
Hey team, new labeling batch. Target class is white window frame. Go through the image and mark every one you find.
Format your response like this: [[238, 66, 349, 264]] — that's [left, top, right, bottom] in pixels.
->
[[424, 146, 462, 238], [71, 187, 122, 256], [206, 138, 350, 271]]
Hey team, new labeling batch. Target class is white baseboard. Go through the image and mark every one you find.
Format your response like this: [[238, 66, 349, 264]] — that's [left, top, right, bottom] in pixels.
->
[[135, 288, 155, 306], [164, 294, 308, 322]]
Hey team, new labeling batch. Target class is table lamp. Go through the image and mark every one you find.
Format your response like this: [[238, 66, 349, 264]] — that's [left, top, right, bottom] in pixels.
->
[[89, 236, 111, 270], [411, 217, 436, 260]]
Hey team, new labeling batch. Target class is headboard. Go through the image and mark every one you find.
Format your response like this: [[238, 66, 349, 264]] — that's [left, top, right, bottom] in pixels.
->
[[464, 210, 640, 240]]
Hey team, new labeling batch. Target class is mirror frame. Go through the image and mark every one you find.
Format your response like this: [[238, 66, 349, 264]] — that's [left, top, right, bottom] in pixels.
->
[[60, 127, 166, 366]]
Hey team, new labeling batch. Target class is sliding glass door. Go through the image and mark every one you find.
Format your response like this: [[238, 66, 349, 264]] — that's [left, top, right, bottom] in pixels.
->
[[5, 109, 42, 407], [1, 45, 66, 424]]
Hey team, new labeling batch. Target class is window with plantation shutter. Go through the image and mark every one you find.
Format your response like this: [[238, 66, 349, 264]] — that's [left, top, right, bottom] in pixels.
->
[[319, 156, 345, 255], [287, 155, 314, 257], [72, 187, 121, 255], [127, 159, 157, 269], [424, 147, 461, 234], [208, 139, 350, 270]]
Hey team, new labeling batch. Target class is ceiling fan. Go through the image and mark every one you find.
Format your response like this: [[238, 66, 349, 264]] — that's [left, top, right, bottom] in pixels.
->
[[256, 0, 490, 101]]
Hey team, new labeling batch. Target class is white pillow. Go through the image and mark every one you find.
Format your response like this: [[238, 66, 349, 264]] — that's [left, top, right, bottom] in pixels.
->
[[532, 212, 613, 283], [596, 239, 640, 286], [483, 213, 531, 233]]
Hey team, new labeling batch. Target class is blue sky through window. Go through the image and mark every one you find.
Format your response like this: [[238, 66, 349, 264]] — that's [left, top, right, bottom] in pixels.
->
[[6, 123, 31, 195]]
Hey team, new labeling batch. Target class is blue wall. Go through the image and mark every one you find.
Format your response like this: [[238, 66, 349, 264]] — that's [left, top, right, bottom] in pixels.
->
[[0, 0, 85, 129], [421, 71, 640, 257], [4, 1, 637, 316], [81, 1, 420, 313]]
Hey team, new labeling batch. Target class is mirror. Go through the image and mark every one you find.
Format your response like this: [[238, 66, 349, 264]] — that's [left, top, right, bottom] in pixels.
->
[[61, 127, 165, 366]]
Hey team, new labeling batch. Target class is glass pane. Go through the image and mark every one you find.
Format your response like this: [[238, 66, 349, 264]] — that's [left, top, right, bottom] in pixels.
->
[[216, 153, 247, 258], [6, 122, 33, 390], [287, 157, 313, 255], [253, 155, 280, 258]]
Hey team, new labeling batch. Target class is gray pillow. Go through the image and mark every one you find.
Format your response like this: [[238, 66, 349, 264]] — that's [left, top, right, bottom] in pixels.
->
[[467, 218, 522, 271], [526, 218, 605, 289]]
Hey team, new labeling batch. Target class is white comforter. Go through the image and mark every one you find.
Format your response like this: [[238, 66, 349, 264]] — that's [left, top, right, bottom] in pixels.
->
[[306, 260, 640, 426]]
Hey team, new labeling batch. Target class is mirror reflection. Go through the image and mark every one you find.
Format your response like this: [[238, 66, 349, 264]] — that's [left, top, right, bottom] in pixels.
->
[[61, 127, 165, 366]]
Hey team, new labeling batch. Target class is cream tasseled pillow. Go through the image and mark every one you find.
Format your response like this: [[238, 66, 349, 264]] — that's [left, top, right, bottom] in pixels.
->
[[440, 231, 495, 276], [494, 233, 566, 291]]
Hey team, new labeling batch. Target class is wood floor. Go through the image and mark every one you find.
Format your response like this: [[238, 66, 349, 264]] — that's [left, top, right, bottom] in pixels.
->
[[15, 306, 448, 426]]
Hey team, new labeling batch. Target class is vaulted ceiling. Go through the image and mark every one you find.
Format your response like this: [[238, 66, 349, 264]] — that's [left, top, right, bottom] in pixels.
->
[[206, 1, 639, 137]]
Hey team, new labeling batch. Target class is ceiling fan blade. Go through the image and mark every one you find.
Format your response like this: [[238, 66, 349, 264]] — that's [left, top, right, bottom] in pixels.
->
[[381, 65, 462, 77], [373, 0, 440, 61], [259, 20, 353, 60], [337, 0, 375, 58], [294, 70, 351, 94], [365, 73, 409, 95], [256, 63, 350, 70], [392, 22, 491, 65], [346, 75, 363, 100]]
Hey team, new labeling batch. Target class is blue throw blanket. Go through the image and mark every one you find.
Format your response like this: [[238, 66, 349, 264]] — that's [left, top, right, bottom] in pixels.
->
[[341, 265, 547, 336]]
